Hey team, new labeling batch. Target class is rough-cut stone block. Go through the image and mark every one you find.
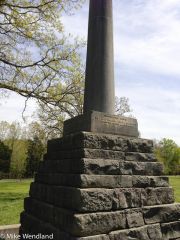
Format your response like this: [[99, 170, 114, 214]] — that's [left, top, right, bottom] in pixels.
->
[[125, 152, 156, 162], [119, 161, 163, 175], [147, 224, 163, 240], [36, 172, 168, 189], [161, 221, 180, 240], [20, 212, 42, 234], [38, 159, 121, 175], [112, 188, 144, 209], [30, 183, 174, 212], [132, 176, 169, 188], [35, 173, 133, 188], [38, 158, 163, 176], [20, 212, 70, 239], [63, 111, 139, 137], [47, 132, 153, 153], [142, 187, 174, 206], [143, 204, 180, 224], [29, 183, 128, 212], [125, 209, 144, 228], [30, 183, 114, 212], [25, 199, 157, 237], [109, 224, 162, 240], [47, 149, 125, 161], [54, 209, 127, 237]]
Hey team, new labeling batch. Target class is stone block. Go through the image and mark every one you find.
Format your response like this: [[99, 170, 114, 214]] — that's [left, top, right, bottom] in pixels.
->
[[30, 183, 114, 212], [125, 152, 156, 162], [119, 161, 163, 175], [24, 197, 54, 224], [47, 132, 153, 153], [36, 173, 133, 188], [125, 209, 144, 228], [25, 197, 161, 237], [20, 212, 67, 239], [143, 203, 180, 224], [46, 148, 125, 161], [20, 212, 42, 234], [142, 187, 174, 206], [147, 224, 163, 240], [109, 224, 162, 240], [63, 111, 138, 137], [38, 158, 163, 176], [161, 221, 180, 240], [36, 174, 168, 190], [132, 176, 169, 188], [30, 183, 174, 212], [54, 210, 127, 237], [122, 188, 142, 208], [38, 158, 121, 175]]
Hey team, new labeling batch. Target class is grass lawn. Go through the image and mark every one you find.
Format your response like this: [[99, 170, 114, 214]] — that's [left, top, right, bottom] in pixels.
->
[[169, 175, 180, 203], [0, 179, 32, 225], [0, 176, 179, 226]]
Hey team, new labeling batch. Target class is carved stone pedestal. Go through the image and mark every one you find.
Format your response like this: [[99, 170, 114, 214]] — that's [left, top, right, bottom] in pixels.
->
[[63, 111, 138, 137], [20, 131, 180, 240]]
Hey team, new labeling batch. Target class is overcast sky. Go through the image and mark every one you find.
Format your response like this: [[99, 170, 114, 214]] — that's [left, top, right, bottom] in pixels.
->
[[0, 0, 180, 144]]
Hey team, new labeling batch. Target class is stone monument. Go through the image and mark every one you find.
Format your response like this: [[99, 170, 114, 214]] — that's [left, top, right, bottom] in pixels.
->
[[20, 0, 180, 239]]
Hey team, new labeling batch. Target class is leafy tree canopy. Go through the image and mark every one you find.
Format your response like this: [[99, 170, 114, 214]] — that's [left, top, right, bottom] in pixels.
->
[[0, 0, 85, 116], [155, 138, 180, 175]]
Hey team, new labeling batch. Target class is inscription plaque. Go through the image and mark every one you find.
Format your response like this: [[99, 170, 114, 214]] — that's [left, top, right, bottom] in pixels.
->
[[63, 111, 138, 137]]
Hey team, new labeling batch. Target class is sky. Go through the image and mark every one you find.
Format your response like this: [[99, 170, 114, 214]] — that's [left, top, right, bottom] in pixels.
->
[[0, 0, 180, 144]]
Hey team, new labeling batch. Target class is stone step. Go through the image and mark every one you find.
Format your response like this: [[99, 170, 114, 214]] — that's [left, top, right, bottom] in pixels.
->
[[46, 149, 125, 161], [109, 223, 163, 240], [23, 202, 141, 236], [38, 158, 163, 176], [47, 132, 153, 153], [125, 152, 157, 162], [35, 173, 169, 189], [109, 221, 180, 239], [29, 183, 174, 212], [20, 212, 110, 240], [46, 149, 156, 162], [143, 204, 180, 224], [23, 200, 180, 238], [20, 212, 180, 240]]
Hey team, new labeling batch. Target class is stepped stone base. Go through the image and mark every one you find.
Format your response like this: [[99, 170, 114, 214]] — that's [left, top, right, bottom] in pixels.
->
[[20, 132, 180, 240]]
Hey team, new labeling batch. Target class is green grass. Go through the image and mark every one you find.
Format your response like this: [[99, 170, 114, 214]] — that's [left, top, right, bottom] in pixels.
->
[[169, 176, 180, 203], [0, 179, 32, 225], [0, 177, 179, 226]]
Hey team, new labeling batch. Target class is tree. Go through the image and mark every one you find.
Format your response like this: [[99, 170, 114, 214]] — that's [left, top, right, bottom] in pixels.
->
[[0, 140, 11, 173], [27, 121, 47, 144], [9, 139, 28, 179], [26, 136, 45, 177], [115, 97, 133, 116], [155, 138, 180, 175], [0, 0, 85, 117], [0, 121, 10, 141]]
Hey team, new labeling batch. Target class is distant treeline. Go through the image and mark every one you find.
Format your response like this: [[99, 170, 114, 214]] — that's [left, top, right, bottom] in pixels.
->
[[0, 121, 46, 179]]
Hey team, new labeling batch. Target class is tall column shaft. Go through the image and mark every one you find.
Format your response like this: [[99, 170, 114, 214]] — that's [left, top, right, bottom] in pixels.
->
[[83, 0, 115, 114]]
